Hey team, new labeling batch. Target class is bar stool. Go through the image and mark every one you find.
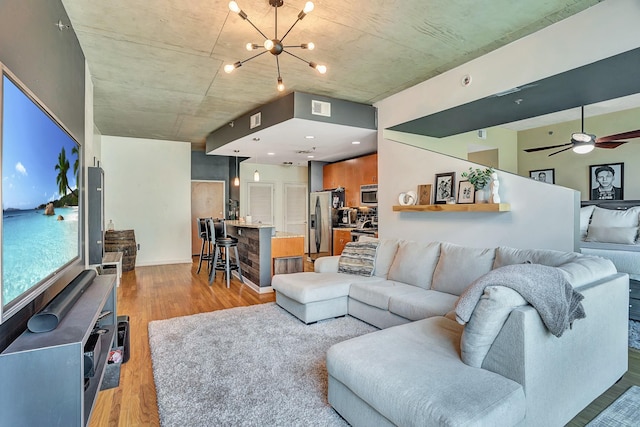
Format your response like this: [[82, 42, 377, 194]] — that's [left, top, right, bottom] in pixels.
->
[[196, 217, 213, 274], [208, 219, 244, 288]]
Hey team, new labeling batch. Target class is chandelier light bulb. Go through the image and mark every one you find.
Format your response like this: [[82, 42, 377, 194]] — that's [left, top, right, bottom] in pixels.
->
[[228, 1, 241, 14], [303, 2, 315, 13], [224, 64, 235, 73], [246, 43, 254, 51], [316, 64, 327, 74], [302, 42, 315, 50], [264, 39, 274, 50], [277, 77, 285, 92]]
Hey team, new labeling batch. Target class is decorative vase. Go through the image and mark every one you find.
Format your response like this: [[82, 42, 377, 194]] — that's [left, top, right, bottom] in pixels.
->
[[489, 173, 500, 204], [475, 188, 487, 203]]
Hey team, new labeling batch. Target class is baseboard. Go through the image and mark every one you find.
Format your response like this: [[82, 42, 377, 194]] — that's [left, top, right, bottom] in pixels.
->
[[234, 272, 273, 294]]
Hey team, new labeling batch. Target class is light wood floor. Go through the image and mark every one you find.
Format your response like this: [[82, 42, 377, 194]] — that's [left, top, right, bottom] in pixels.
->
[[89, 259, 639, 426]]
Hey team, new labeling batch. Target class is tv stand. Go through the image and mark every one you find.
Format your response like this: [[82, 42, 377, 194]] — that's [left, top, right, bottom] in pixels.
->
[[0, 273, 116, 426]]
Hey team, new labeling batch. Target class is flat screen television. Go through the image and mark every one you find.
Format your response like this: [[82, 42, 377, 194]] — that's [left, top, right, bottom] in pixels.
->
[[0, 64, 84, 324]]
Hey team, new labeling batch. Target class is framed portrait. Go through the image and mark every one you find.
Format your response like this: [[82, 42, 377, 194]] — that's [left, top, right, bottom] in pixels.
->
[[589, 162, 624, 201], [457, 181, 475, 204], [417, 184, 432, 205], [529, 168, 555, 184], [434, 172, 455, 204]]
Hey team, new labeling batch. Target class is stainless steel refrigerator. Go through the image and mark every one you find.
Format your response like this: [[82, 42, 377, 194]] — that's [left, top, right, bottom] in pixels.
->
[[308, 190, 344, 259]]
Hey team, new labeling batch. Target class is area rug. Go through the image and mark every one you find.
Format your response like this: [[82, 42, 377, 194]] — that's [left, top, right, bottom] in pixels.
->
[[586, 386, 640, 426], [148, 303, 377, 427], [630, 320, 640, 350]]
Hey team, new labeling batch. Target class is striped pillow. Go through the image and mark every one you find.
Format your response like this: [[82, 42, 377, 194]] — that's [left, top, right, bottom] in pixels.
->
[[338, 241, 379, 276]]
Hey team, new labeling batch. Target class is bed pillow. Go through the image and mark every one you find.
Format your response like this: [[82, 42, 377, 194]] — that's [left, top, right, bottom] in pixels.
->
[[580, 205, 595, 240], [337, 241, 379, 276], [589, 206, 640, 228], [585, 226, 638, 245]]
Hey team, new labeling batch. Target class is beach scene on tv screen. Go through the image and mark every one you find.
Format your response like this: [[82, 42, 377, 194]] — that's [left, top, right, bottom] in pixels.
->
[[2, 75, 79, 307]]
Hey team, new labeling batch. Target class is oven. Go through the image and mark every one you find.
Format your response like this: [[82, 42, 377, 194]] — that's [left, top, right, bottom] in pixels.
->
[[360, 184, 378, 206]]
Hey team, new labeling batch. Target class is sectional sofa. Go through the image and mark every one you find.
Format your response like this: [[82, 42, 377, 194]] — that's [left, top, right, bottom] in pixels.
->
[[272, 238, 629, 426]]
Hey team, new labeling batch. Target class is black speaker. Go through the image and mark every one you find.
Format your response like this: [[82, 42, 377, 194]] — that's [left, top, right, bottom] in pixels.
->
[[117, 315, 130, 363]]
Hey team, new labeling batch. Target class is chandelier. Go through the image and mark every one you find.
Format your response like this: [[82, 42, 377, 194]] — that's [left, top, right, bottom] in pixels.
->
[[224, 0, 327, 92]]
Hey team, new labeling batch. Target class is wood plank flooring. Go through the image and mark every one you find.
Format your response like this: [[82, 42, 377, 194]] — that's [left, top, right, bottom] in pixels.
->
[[89, 259, 639, 426]]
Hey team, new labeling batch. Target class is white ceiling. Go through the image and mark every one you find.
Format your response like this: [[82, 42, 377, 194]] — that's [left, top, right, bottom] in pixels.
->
[[62, 0, 612, 162]]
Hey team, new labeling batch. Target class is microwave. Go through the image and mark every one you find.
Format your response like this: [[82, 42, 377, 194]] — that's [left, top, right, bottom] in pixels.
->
[[360, 184, 378, 206]]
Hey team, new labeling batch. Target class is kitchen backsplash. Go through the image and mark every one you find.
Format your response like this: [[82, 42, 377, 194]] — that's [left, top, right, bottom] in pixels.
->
[[356, 207, 377, 224]]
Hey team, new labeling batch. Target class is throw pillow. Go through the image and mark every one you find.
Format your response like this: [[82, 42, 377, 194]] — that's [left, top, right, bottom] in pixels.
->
[[337, 241, 379, 277], [585, 226, 638, 245], [589, 206, 640, 228], [358, 236, 400, 278], [461, 286, 527, 368]]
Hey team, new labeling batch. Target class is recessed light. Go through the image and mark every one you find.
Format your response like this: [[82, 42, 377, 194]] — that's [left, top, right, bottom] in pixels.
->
[[352, 141, 361, 145], [305, 135, 315, 139], [267, 152, 275, 156], [253, 137, 260, 141], [307, 155, 314, 158]]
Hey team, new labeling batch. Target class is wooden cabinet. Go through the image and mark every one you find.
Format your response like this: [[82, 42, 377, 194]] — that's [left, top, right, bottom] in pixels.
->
[[271, 234, 304, 276], [333, 229, 353, 255], [323, 153, 377, 207]]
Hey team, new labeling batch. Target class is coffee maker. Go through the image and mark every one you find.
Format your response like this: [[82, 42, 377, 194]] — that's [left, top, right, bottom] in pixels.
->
[[339, 208, 357, 226]]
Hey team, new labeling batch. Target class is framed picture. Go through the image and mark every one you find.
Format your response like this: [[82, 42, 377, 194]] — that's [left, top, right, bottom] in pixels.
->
[[434, 172, 455, 204], [529, 168, 555, 184], [417, 184, 432, 205], [457, 181, 475, 204], [589, 162, 624, 200]]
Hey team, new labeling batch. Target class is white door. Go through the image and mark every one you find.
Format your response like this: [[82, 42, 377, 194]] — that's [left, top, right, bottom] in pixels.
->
[[284, 183, 308, 248], [247, 182, 274, 225]]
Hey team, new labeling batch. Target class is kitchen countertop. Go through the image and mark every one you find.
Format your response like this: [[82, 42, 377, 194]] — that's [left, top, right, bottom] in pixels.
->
[[273, 231, 304, 238], [225, 220, 274, 229]]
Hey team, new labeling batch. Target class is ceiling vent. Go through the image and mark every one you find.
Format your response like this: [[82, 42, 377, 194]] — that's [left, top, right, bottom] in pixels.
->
[[250, 112, 262, 129], [311, 100, 331, 117]]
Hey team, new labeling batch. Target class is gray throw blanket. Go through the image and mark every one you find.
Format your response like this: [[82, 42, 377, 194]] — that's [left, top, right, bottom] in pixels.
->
[[455, 263, 585, 337]]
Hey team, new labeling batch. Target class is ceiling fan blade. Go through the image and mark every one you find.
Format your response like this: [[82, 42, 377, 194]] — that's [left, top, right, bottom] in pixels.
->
[[548, 146, 573, 157], [524, 142, 572, 153], [595, 141, 627, 149], [595, 129, 640, 143]]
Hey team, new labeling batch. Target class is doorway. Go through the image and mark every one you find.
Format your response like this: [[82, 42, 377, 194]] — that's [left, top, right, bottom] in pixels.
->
[[191, 181, 225, 256]]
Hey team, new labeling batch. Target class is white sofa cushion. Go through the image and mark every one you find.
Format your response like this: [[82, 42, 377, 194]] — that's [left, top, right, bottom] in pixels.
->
[[460, 286, 527, 367], [580, 205, 595, 239], [585, 226, 638, 244], [272, 272, 377, 303], [494, 246, 579, 269], [387, 241, 440, 289], [337, 241, 379, 276], [349, 280, 419, 310], [431, 243, 495, 296], [557, 256, 617, 287], [388, 289, 459, 321], [590, 206, 640, 228]]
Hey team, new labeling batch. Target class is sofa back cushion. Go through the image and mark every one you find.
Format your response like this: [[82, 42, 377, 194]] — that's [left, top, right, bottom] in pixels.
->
[[493, 247, 579, 269], [358, 236, 400, 278], [387, 241, 440, 289], [431, 243, 496, 296]]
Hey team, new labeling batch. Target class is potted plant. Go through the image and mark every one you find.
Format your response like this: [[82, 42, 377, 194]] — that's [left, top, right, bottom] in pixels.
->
[[462, 167, 494, 202]]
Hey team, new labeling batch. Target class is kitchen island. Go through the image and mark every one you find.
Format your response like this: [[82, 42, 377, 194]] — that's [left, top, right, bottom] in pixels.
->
[[225, 221, 304, 292]]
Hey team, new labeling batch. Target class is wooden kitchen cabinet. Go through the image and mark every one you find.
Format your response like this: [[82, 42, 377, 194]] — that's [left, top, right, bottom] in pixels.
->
[[333, 229, 352, 255], [323, 162, 344, 190], [323, 153, 377, 207], [359, 153, 378, 184]]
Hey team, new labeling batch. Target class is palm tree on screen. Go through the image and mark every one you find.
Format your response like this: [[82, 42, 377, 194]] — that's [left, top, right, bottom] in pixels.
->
[[55, 147, 76, 198]]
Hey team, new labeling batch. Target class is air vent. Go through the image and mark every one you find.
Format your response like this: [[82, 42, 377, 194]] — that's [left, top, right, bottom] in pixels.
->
[[250, 112, 262, 129], [311, 100, 331, 117]]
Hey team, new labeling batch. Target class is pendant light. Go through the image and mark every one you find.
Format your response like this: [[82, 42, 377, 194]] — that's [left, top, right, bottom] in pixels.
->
[[233, 150, 240, 186], [254, 168, 260, 182]]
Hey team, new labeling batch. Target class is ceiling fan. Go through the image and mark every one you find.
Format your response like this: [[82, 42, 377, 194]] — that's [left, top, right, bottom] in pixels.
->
[[524, 106, 640, 156]]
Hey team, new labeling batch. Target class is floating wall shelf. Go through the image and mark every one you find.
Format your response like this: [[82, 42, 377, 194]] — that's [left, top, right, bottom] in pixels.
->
[[393, 203, 511, 212]]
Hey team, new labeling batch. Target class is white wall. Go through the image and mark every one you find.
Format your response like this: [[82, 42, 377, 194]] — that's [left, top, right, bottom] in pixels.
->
[[239, 161, 308, 232], [100, 136, 192, 266], [375, 0, 640, 251], [380, 135, 579, 251]]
